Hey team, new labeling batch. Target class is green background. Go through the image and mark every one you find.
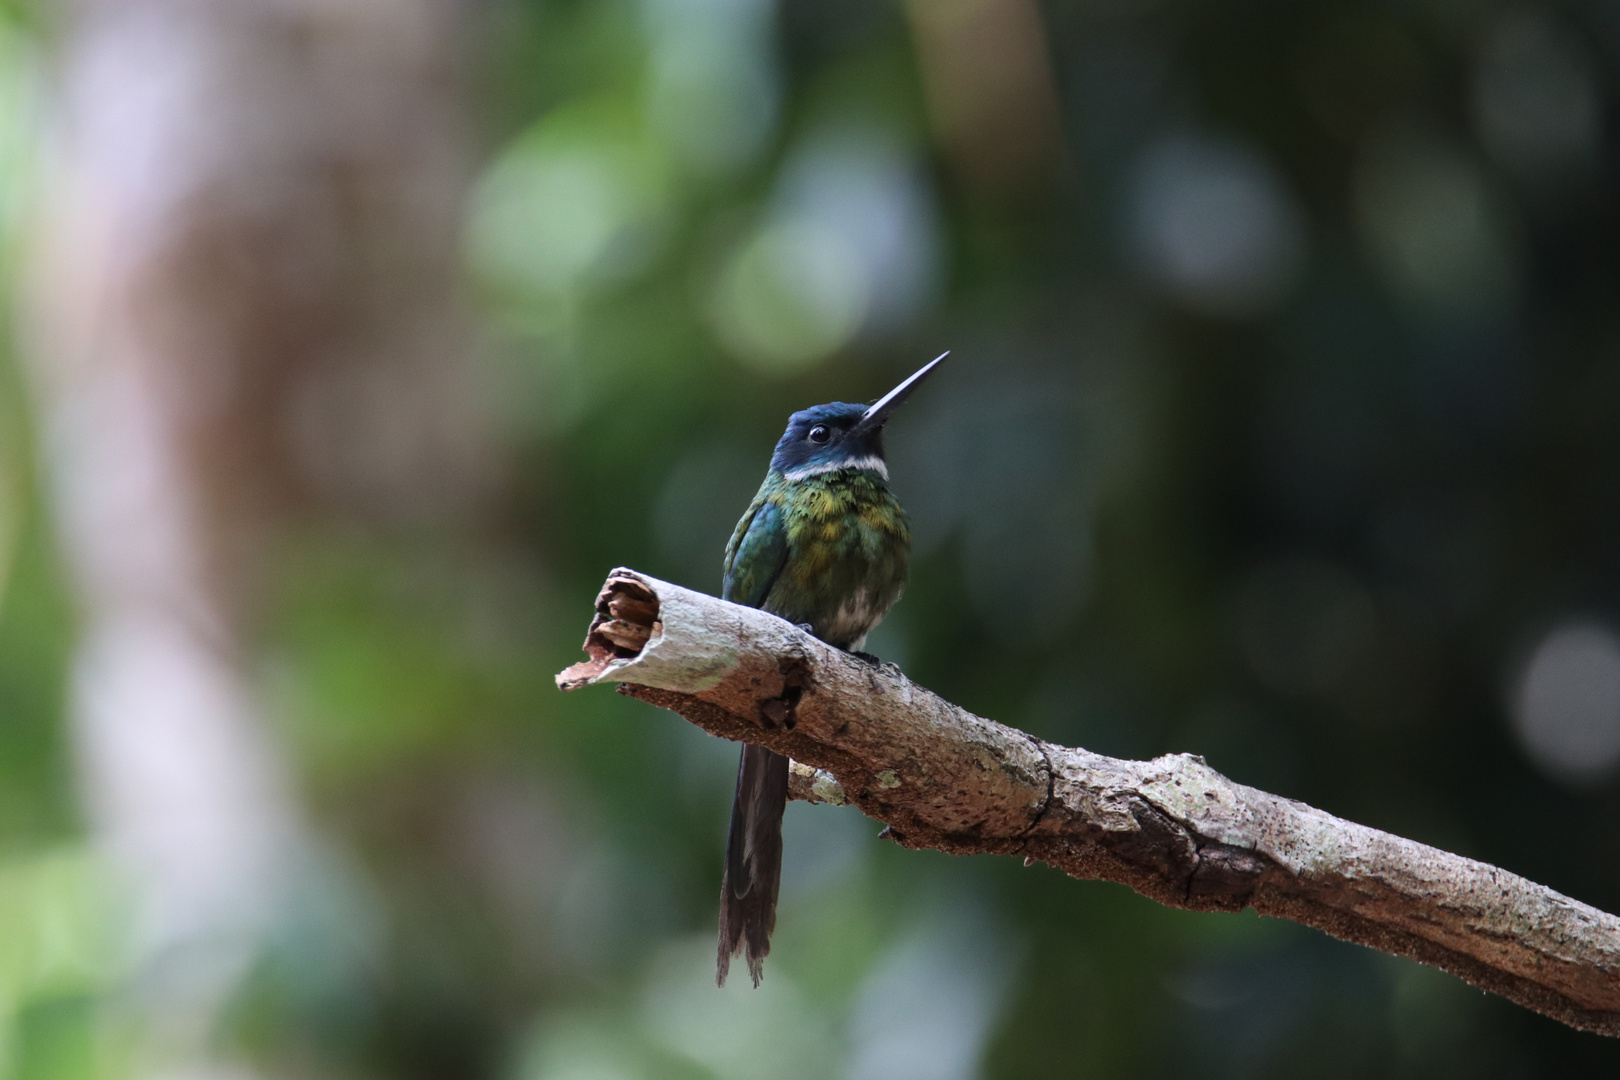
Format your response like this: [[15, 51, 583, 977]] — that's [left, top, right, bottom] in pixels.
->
[[2, 0, 1620, 1076]]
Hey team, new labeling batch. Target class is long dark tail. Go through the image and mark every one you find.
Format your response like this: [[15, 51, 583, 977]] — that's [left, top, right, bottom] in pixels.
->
[[717, 744, 788, 987]]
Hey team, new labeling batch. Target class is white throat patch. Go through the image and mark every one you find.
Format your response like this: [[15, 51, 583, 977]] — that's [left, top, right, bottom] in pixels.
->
[[782, 456, 889, 482]]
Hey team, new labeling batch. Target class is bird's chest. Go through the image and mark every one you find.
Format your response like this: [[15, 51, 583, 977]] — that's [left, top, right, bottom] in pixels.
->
[[769, 475, 910, 644]]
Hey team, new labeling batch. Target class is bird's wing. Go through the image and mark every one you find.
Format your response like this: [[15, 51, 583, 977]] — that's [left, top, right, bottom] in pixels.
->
[[722, 494, 789, 609]]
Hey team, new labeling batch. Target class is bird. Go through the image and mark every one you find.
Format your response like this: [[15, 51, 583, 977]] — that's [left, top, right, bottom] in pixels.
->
[[717, 351, 947, 987]]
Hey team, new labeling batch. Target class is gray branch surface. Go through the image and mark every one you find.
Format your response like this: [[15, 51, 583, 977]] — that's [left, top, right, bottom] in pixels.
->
[[557, 569, 1620, 1036]]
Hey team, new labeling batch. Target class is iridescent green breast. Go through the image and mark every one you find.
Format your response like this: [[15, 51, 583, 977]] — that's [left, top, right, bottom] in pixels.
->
[[723, 467, 910, 650]]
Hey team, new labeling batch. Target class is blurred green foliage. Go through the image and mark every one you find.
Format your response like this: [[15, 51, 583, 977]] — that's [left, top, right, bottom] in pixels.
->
[[4, 0, 1620, 1077]]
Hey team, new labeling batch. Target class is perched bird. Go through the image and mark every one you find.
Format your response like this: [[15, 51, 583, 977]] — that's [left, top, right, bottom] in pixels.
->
[[717, 351, 947, 987]]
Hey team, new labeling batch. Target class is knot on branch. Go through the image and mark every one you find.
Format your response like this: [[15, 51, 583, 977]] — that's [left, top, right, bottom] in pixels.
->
[[1188, 843, 1271, 902], [1091, 795, 1271, 910], [1115, 796, 1197, 882], [759, 655, 810, 730]]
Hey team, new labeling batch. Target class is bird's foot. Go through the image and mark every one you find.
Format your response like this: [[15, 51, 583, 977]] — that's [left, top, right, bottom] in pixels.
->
[[796, 622, 815, 635], [853, 651, 904, 678]]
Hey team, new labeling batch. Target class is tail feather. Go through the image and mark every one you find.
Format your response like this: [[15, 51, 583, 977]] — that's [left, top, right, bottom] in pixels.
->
[[717, 744, 788, 987]]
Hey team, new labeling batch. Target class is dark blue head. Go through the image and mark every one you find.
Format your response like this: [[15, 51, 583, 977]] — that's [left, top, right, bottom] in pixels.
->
[[770, 402, 879, 476], [768, 352, 948, 479]]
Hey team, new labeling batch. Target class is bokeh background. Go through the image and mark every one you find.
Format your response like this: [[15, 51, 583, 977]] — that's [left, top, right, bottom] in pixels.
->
[[0, 0, 1617, 1076]]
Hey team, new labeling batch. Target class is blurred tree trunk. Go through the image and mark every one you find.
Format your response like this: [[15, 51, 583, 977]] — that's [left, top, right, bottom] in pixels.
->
[[903, 0, 1067, 206], [21, 0, 490, 1074]]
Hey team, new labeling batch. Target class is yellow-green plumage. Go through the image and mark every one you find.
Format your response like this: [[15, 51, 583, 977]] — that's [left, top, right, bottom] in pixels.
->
[[724, 468, 910, 649]]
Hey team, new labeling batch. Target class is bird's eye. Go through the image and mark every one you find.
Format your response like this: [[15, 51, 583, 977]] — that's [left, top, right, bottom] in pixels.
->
[[808, 425, 831, 444]]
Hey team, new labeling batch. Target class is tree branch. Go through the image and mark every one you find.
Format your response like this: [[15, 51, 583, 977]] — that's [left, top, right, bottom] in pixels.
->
[[557, 568, 1620, 1036]]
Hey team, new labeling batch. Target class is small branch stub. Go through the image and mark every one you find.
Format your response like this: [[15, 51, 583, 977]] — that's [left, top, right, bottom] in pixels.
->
[[790, 760, 848, 805], [557, 568, 1620, 1037]]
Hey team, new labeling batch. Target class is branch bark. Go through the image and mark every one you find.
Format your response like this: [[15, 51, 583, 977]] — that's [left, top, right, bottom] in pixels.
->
[[558, 568, 1620, 1037]]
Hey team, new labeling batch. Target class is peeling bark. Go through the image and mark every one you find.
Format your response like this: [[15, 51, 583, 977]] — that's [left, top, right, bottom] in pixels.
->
[[559, 569, 1620, 1037]]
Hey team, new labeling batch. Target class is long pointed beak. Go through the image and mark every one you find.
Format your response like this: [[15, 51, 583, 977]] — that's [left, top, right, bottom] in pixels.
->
[[856, 351, 949, 433]]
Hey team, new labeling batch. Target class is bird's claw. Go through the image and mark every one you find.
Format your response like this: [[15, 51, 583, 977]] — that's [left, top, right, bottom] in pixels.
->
[[854, 651, 903, 678]]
